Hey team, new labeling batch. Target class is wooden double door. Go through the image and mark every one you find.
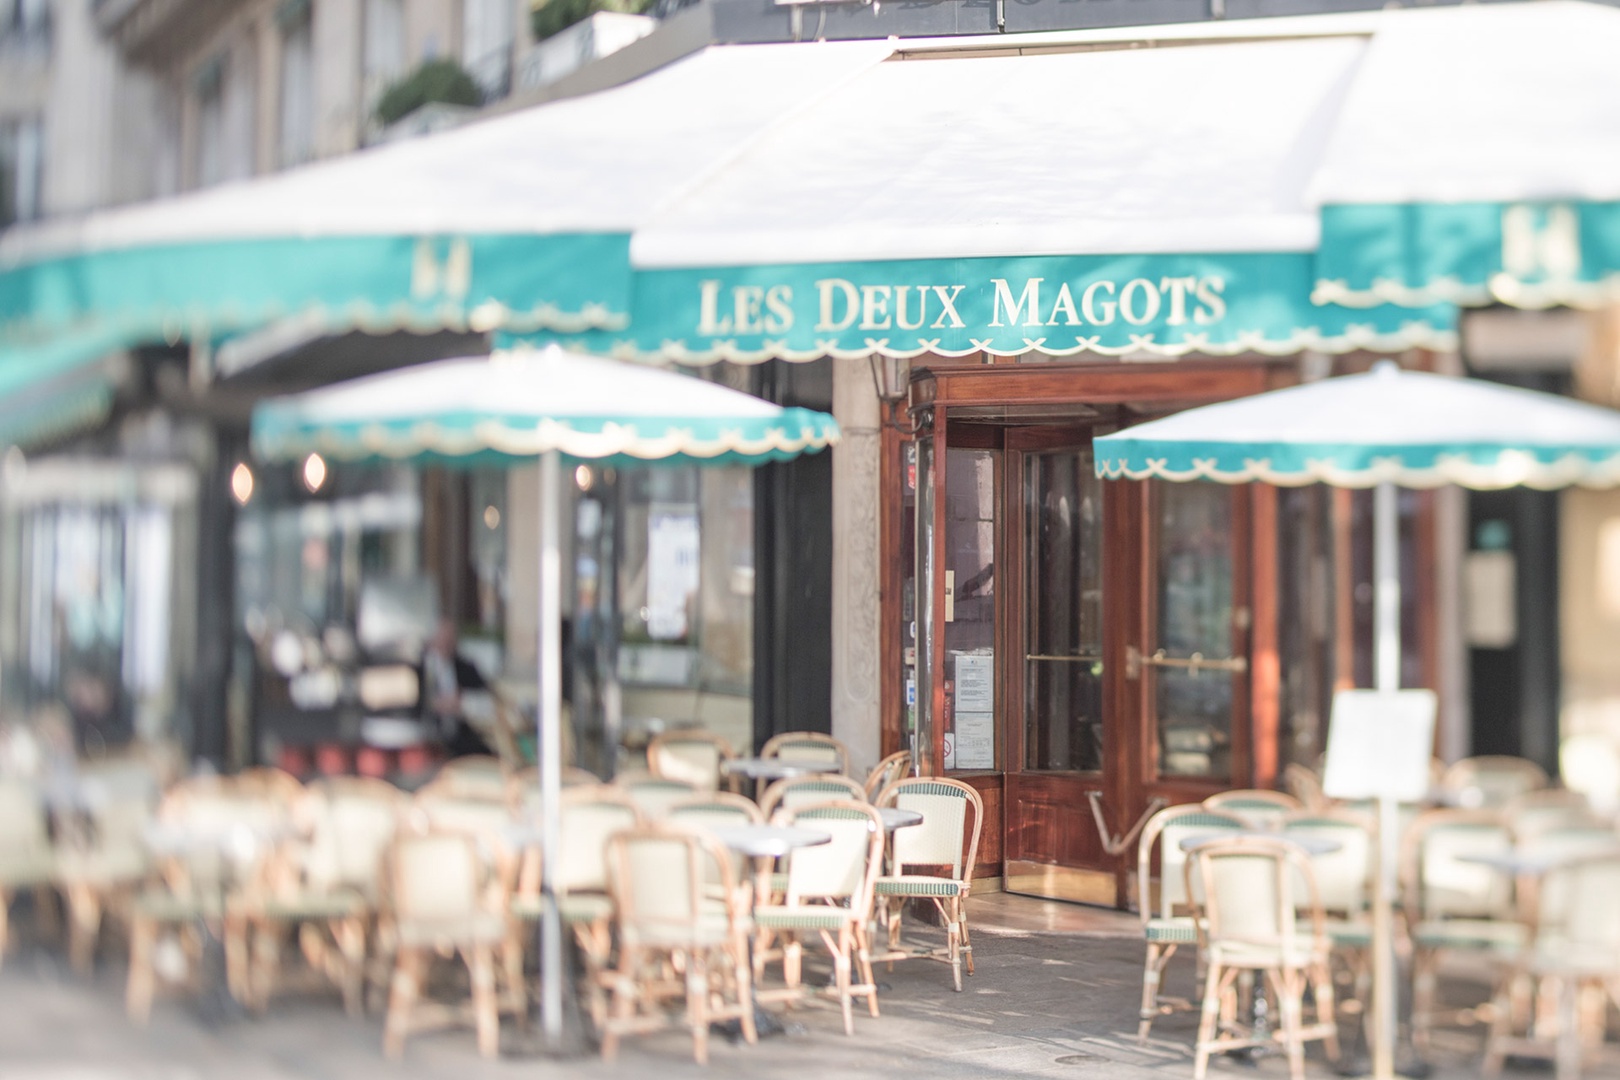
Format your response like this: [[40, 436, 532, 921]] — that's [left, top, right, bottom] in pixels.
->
[[919, 404, 1261, 908]]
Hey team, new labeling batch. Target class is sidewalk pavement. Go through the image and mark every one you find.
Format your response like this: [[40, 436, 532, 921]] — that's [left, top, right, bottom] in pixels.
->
[[0, 894, 1550, 1080]]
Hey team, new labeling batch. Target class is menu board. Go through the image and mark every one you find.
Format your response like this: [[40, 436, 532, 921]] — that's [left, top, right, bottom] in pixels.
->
[[951, 652, 995, 770]]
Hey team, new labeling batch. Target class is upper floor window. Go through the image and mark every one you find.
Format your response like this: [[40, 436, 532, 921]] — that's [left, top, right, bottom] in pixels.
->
[[0, 0, 50, 49], [0, 115, 44, 227], [278, 0, 315, 167]]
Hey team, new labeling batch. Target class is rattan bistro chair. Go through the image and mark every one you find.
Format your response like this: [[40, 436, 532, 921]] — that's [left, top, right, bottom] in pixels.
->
[[863, 751, 912, 802], [761, 732, 851, 776], [1440, 756, 1549, 809], [380, 829, 507, 1060], [1185, 836, 1340, 1080], [0, 777, 55, 970], [647, 730, 735, 793], [1134, 803, 1247, 1044], [1483, 850, 1620, 1080], [1400, 809, 1525, 1052], [1204, 789, 1303, 831], [760, 774, 868, 818], [599, 824, 757, 1064], [871, 777, 983, 991], [753, 801, 885, 1034]]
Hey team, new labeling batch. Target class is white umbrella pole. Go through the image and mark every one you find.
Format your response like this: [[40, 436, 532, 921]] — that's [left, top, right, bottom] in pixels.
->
[[1372, 479, 1401, 1080], [538, 448, 565, 1043]]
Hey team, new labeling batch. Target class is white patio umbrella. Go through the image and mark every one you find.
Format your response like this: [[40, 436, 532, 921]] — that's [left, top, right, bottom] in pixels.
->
[[1094, 360, 1620, 1078], [250, 345, 840, 1043]]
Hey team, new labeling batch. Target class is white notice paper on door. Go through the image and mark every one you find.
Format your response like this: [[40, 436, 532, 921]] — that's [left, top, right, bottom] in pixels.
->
[[954, 652, 994, 713]]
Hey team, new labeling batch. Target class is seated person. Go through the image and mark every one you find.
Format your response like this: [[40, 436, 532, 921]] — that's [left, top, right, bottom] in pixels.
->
[[418, 619, 493, 759]]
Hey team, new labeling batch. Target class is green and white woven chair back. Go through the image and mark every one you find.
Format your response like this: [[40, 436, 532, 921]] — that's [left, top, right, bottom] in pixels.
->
[[1525, 828, 1620, 933], [786, 808, 873, 902], [415, 796, 510, 865], [668, 803, 755, 882], [311, 794, 400, 894], [1545, 855, 1620, 950], [773, 741, 842, 770], [653, 741, 723, 793], [1203, 850, 1295, 948], [615, 833, 704, 948], [776, 778, 864, 813], [622, 780, 698, 820], [1283, 819, 1371, 916], [435, 757, 508, 802], [1158, 813, 1245, 919], [891, 784, 969, 879], [394, 832, 481, 922], [558, 801, 637, 893], [1420, 823, 1513, 921]]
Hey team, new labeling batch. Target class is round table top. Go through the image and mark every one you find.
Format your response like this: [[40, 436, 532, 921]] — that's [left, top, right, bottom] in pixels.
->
[[878, 807, 924, 832], [708, 824, 832, 859], [1457, 846, 1620, 877], [721, 757, 839, 781], [1177, 832, 1343, 857]]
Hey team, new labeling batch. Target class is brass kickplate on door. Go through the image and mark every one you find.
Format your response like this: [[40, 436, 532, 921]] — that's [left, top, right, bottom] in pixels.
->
[[1004, 860, 1116, 906]]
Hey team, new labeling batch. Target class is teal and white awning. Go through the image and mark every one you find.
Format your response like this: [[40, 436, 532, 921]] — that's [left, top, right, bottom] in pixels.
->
[[534, 254, 1455, 364], [1305, 2, 1620, 311], [1094, 363, 1620, 491], [1314, 202, 1620, 310], [251, 346, 840, 467], [0, 41, 894, 350], [0, 325, 134, 450]]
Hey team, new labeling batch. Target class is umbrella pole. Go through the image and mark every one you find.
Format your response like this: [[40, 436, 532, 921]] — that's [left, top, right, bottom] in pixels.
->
[[1371, 480, 1400, 1080], [538, 448, 565, 1043]]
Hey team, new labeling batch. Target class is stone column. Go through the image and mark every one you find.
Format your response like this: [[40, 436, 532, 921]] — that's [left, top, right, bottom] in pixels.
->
[[830, 361, 882, 776]]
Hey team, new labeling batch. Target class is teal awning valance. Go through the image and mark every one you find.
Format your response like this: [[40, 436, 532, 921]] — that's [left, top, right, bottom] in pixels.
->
[[1313, 202, 1620, 311], [0, 324, 134, 450], [515, 252, 1459, 364], [0, 232, 632, 345]]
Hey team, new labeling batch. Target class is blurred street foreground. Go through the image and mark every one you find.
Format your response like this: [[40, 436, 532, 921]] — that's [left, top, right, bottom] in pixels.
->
[[0, 894, 1551, 1080]]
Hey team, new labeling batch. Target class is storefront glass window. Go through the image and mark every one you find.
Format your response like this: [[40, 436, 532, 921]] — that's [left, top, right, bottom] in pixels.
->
[[1024, 448, 1104, 773], [1154, 481, 1235, 779], [943, 448, 996, 772]]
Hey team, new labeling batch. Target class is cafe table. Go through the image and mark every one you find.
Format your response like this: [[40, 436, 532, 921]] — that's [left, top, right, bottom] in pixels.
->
[[1458, 846, 1620, 1080], [721, 757, 840, 800], [705, 823, 832, 1038]]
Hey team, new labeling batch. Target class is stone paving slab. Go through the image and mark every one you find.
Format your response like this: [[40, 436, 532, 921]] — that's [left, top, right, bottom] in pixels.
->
[[0, 915, 1573, 1080]]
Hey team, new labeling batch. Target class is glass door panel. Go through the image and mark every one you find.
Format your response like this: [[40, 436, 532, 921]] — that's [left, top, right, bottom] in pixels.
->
[[1150, 481, 1240, 780], [1024, 448, 1104, 773]]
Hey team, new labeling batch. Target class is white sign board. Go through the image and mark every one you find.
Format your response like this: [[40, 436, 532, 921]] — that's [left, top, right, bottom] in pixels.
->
[[1322, 689, 1437, 803], [646, 505, 700, 640]]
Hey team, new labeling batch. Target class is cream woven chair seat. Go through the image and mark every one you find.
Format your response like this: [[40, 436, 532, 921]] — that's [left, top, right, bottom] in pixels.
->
[[754, 904, 857, 932], [1208, 931, 1331, 970], [131, 887, 227, 921], [875, 874, 963, 898], [1411, 917, 1527, 952], [556, 892, 612, 923], [253, 890, 369, 920], [1144, 915, 1201, 944], [394, 912, 508, 949]]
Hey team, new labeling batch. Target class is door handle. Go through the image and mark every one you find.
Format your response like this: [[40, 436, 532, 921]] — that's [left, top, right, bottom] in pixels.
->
[[1126, 645, 1247, 680], [1087, 791, 1169, 857]]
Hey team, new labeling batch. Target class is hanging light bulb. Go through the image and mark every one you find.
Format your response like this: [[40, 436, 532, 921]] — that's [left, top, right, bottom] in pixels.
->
[[302, 453, 327, 492], [230, 462, 255, 505]]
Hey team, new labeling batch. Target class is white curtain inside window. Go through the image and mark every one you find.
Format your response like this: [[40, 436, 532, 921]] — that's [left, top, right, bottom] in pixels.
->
[[280, 9, 316, 167]]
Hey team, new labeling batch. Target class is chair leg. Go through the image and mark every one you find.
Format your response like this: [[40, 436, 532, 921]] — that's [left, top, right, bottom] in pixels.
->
[[686, 950, 710, 1065], [959, 897, 974, 977], [832, 930, 855, 1036], [1482, 968, 1521, 1079], [600, 946, 640, 1063], [1138, 943, 1171, 1045], [249, 920, 283, 1013], [1314, 960, 1341, 1061], [383, 947, 425, 1060], [500, 931, 528, 1023], [469, 943, 500, 1059], [945, 899, 963, 993], [126, 916, 158, 1025], [1193, 959, 1225, 1080], [0, 888, 11, 970], [855, 924, 879, 1018], [1275, 968, 1306, 1080], [733, 936, 758, 1046], [64, 885, 102, 975], [1411, 947, 1438, 1054], [334, 918, 367, 1018]]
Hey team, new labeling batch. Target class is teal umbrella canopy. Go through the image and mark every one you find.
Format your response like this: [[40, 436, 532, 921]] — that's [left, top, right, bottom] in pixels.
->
[[1094, 362, 1620, 491], [250, 346, 840, 467]]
